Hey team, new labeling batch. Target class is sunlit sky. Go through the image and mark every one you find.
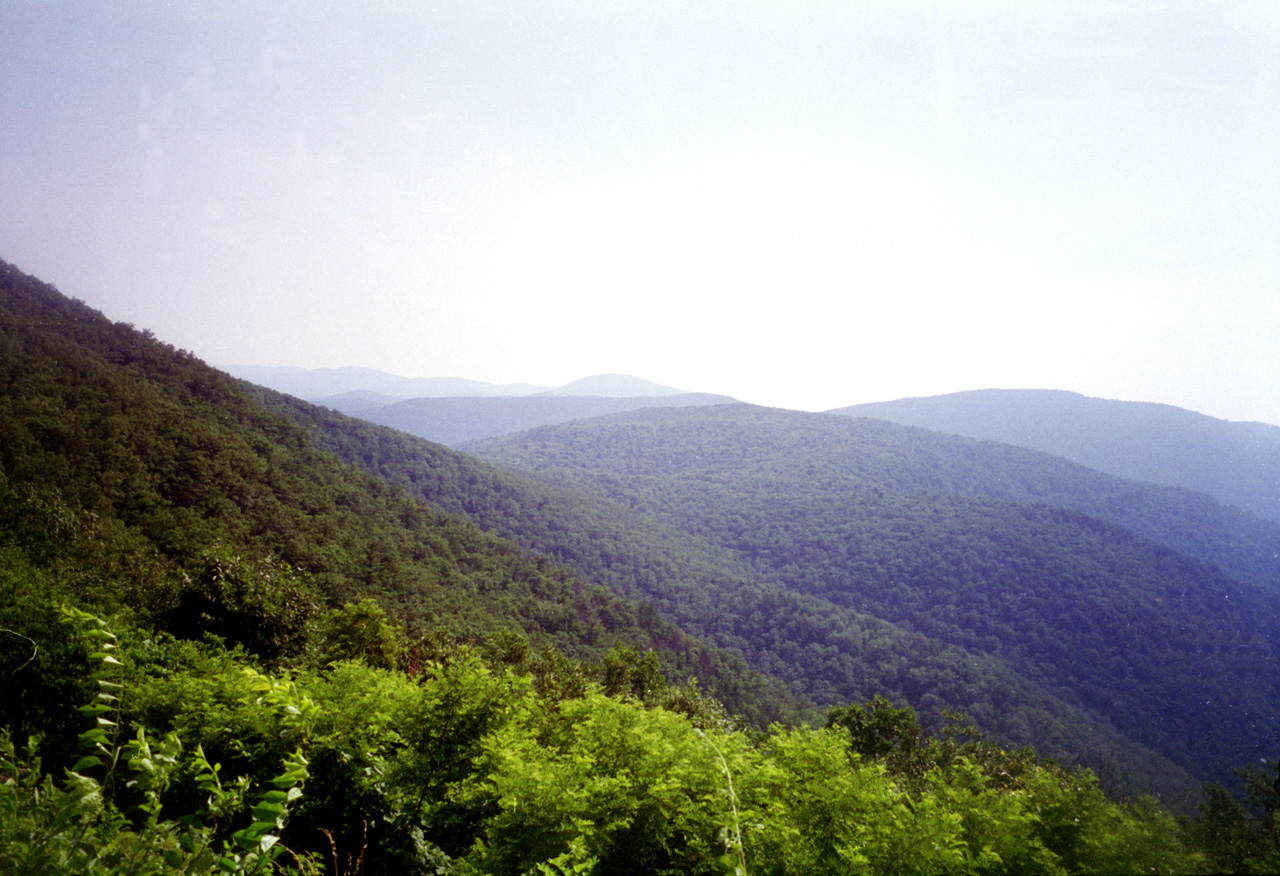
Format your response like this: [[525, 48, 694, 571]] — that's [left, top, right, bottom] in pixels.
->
[[3, 1, 1279, 422]]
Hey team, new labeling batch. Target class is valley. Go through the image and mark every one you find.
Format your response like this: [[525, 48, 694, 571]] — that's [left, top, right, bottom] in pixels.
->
[[2, 257, 1276, 872]]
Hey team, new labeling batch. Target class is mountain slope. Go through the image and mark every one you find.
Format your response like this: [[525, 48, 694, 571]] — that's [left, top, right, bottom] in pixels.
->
[[0, 258, 802, 724], [252, 389, 1209, 804], [7, 256, 1256, 805], [471, 404, 1280, 796], [833, 389, 1280, 523]]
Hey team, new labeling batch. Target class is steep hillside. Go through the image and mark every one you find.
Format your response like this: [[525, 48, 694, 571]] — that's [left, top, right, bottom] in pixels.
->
[[472, 405, 1280, 796], [834, 389, 1280, 523], [0, 258, 798, 724]]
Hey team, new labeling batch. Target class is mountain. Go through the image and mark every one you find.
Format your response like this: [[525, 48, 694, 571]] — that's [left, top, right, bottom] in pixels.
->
[[253, 389, 1208, 805], [832, 389, 1280, 524], [0, 258, 797, 725], [471, 404, 1280, 801], [0, 259, 1226, 869], [220, 365, 550, 400], [537, 374, 689, 397], [227, 367, 732, 446], [348, 392, 738, 447], [222, 366, 696, 404], [7, 254, 1273, 809]]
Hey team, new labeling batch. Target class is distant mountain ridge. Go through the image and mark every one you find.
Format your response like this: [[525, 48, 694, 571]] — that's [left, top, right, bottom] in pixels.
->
[[221, 365, 691, 402], [221, 366, 736, 446], [355, 393, 739, 448], [536, 374, 689, 398], [832, 389, 1280, 523]]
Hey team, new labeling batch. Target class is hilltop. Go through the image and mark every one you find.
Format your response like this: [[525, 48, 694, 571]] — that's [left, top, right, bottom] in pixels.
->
[[834, 389, 1280, 523]]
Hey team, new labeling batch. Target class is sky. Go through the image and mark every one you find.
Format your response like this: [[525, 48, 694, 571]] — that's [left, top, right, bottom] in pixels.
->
[[2, 1, 1279, 423]]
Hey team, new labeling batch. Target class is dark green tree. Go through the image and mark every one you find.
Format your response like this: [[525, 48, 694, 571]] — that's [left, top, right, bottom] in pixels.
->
[[316, 598, 404, 670]]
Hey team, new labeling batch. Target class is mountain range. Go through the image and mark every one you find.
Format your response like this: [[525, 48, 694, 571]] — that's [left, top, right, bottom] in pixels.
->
[[835, 389, 1280, 524], [221, 365, 695, 402], [222, 366, 735, 446], [5, 256, 1280, 815]]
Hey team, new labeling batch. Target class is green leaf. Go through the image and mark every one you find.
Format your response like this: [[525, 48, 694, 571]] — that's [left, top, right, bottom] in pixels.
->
[[251, 803, 284, 824]]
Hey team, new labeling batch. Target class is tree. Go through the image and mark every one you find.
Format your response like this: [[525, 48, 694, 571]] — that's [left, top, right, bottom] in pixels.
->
[[316, 598, 403, 670]]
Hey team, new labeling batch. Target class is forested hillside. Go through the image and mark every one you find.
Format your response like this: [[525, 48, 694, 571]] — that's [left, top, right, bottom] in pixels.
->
[[254, 386, 1214, 804], [0, 258, 801, 721], [0, 257, 1271, 873], [835, 389, 1280, 524], [472, 405, 1280, 801]]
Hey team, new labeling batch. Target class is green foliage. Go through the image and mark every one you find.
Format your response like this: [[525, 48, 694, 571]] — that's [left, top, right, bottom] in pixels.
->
[[461, 691, 729, 875], [164, 546, 321, 663], [317, 598, 405, 670], [827, 695, 923, 769], [1183, 764, 1280, 874], [600, 645, 666, 703], [0, 551, 95, 771], [0, 594, 1202, 876], [0, 609, 318, 875]]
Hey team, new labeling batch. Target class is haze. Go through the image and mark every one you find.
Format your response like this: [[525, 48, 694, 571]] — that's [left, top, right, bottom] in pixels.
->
[[3, 1, 1278, 423]]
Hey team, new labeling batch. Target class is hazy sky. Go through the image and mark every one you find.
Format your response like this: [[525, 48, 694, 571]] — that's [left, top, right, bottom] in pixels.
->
[[3, 1, 1279, 421]]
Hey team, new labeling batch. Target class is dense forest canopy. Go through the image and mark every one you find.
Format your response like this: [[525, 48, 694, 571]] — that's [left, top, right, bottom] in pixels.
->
[[472, 405, 1280, 798]]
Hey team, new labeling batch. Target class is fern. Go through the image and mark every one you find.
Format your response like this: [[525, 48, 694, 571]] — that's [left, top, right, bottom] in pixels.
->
[[0, 608, 319, 875]]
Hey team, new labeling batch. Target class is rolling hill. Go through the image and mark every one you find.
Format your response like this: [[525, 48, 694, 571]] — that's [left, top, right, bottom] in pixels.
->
[[833, 389, 1280, 523], [470, 405, 1280, 801], [249, 387, 1217, 804]]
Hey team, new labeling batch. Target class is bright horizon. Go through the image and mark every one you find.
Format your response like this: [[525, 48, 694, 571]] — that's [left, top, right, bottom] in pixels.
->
[[3, 2, 1279, 424]]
